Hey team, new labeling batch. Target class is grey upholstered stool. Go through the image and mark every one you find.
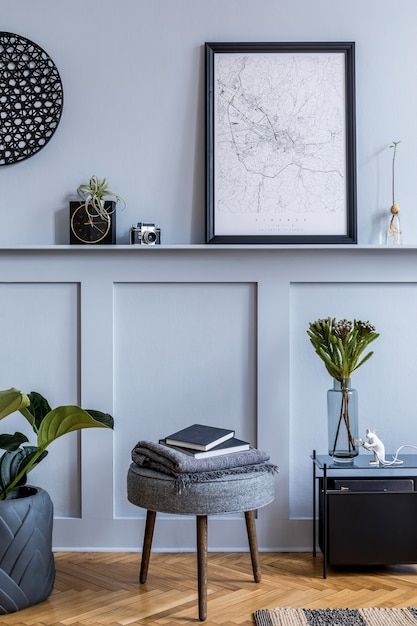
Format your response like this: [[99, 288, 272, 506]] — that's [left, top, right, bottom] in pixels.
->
[[127, 463, 275, 621]]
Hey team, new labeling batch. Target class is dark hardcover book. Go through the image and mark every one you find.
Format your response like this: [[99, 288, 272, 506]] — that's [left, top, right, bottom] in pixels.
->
[[160, 437, 250, 459], [164, 423, 235, 451]]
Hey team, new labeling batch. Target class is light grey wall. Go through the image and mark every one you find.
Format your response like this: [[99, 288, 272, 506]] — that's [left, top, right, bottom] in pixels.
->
[[1, 1, 417, 553], [2, 0, 417, 244], [3, 245, 417, 554]]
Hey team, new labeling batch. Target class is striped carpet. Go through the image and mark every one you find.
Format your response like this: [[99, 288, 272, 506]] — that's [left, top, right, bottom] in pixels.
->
[[254, 608, 417, 626]]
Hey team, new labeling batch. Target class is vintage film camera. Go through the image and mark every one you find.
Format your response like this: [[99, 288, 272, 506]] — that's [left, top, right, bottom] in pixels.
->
[[130, 222, 161, 245]]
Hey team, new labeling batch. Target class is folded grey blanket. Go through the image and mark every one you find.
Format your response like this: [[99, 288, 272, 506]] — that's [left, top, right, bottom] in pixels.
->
[[131, 440, 278, 488]]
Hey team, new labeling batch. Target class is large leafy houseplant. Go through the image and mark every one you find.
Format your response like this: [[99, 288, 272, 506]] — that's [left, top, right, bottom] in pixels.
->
[[0, 387, 114, 500], [307, 318, 379, 457], [0, 387, 113, 614]]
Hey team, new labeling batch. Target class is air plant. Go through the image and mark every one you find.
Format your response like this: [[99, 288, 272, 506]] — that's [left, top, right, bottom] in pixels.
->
[[77, 176, 125, 223]]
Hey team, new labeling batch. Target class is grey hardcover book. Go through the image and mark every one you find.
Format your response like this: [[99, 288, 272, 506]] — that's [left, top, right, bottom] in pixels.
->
[[160, 437, 250, 458]]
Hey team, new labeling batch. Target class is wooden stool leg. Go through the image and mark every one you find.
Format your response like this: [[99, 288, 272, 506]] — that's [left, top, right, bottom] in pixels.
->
[[245, 510, 261, 582], [196, 515, 208, 621], [140, 510, 156, 584]]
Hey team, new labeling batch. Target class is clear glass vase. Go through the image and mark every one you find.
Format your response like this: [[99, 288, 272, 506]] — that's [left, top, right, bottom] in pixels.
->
[[387, 212, 403, 245], [327, 378, 358, 461]]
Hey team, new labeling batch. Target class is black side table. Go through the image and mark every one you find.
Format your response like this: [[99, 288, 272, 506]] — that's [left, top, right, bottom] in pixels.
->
[[312, 451, 417, 578]]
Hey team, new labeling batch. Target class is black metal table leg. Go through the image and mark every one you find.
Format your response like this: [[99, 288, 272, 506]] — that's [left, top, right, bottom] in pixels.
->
[[312, 450, 317, 558], [323, 463, 327, 579]]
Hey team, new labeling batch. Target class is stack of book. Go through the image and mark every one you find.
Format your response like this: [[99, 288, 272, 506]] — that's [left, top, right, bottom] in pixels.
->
[[159, 423, 251, 459]]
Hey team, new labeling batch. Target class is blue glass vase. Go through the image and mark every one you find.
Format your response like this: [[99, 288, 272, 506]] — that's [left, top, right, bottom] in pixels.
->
[[327, 378, 358, 461]]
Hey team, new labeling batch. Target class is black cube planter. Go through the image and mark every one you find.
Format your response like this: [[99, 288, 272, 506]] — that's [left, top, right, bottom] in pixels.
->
[[0, 486, 55, 614]]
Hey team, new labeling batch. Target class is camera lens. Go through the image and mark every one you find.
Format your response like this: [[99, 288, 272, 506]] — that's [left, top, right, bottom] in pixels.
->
[[144, 231, 157, 243]]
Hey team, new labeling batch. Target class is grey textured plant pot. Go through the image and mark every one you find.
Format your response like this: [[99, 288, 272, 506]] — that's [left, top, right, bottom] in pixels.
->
[[0, 486, 55, 614]]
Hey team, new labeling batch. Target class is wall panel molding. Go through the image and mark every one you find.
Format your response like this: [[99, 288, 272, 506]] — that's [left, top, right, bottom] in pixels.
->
[[0, 247, 415, 550]]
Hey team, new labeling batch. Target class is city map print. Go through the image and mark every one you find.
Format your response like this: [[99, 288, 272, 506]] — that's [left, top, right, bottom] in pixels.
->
[[214, 51, 347, 237]]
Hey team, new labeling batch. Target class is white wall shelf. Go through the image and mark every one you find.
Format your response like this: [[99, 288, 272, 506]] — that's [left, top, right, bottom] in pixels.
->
[[0, 244, 414, 252]]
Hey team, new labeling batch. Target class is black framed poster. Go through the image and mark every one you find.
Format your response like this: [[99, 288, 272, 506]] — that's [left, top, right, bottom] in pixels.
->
[[205, 42, 357, 244]]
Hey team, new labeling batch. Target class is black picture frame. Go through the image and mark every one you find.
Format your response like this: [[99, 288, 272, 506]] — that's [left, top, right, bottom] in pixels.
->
[[205, 42, 357, 244]]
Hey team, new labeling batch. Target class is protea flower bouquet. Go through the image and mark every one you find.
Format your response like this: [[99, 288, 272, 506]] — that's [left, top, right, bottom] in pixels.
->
[[307, 318, 379, 458]]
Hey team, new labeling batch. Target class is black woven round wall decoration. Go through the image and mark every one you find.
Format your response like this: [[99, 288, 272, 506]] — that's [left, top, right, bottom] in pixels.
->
[[0, 32, 63, 166]]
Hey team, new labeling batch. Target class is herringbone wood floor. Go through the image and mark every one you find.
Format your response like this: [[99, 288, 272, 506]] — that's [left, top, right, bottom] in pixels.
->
[[1, 552, 417, 625]]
